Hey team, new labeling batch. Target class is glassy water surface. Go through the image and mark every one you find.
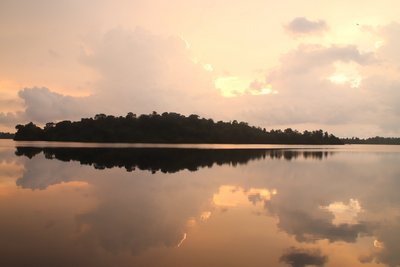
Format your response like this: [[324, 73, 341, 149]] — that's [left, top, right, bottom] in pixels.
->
[[1, 139, 400, 267]]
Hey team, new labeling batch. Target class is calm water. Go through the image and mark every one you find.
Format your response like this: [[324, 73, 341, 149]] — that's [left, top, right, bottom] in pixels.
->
[[1, 139, 400, 267]]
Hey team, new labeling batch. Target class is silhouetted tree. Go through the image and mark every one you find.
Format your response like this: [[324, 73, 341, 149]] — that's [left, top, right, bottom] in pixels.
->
[[14, 122, 43, 141]]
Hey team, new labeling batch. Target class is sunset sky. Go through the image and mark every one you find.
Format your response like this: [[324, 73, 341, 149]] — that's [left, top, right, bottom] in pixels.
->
[[1, 0, 400, 137]]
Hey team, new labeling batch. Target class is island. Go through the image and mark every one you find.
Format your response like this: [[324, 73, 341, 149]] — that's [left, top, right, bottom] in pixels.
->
[[13, 112, 343, 144]]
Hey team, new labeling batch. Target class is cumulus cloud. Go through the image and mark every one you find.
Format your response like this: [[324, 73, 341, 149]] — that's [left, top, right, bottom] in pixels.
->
[[11, 28, 220, 126], [280, 247, 328, 267], [285, 17, 328, 36], [275, 209, 370, 243], [80, 27, 218, 116], [18, 87, 91, 123], [235, 44, 376, 134], [230, 28, 400, 137]]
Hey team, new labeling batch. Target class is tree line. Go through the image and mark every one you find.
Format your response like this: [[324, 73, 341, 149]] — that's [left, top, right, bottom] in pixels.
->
[[14, 112, 343, 144], [0, 132, 14, 139], [342, 137, 400, 145]]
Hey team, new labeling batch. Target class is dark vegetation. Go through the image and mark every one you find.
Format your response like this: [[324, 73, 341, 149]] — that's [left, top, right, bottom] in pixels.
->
[[342, 137, 400, 145], [0, 132, 14, 139], [14, 112, 342, 144], [15, 147, 332, 174]]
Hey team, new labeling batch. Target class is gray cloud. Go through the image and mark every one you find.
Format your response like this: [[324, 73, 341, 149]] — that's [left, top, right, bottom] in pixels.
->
[[75, 188, 188, 254], [280, 247, 328, 267], [268, 44, 374, 76], [360, 219, 400, 267], [285, 17, 328, 36], [0, 111, 25, 129], [274, 208, 370, 243], [16, 154, 80, 190], [18, 87, 91, 123]]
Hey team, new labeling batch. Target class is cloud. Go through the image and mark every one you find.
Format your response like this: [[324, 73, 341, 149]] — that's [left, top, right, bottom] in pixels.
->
[[230, 29, 400, 137], [285, 17, 328, 36], [0, 112, 22, 128], [360, 219, 400, 267], [13, 151, 220, 255], [275, 209, 370, 243], [235, 44, 376, 134], [280, 247, 328, 267], [4, 23, 400, 137], [10, 28, 219, 125], [374, 22, 400, 64], [16, 154, 80, 190], [79, 27, 218, 116], [18, 87, 91, 123]]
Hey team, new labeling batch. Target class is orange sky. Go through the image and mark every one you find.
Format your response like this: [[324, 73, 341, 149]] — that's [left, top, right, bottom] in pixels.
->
[[1, 0, 400, 137]]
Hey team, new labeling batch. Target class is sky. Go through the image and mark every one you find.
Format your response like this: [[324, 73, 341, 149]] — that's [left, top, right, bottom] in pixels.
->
[[1, 0, 400, 137]]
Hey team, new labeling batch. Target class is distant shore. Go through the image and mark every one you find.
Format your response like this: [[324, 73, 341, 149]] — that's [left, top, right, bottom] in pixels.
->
[[341, 137, 400, 145], [0, 132, 14, 139]]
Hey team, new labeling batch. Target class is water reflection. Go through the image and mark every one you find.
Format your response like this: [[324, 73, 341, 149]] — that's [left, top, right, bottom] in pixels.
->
[[1, 142, 400, 266], [15, 146, 332, 173]]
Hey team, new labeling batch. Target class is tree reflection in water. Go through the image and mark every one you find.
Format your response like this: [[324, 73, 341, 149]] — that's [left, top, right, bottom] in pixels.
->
[[15, 147, 332, 173]]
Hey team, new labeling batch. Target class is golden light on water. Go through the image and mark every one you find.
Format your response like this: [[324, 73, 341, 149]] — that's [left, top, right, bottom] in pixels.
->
[[212, 185, 277, 207], [374, 239, 384, 249], [322, 198, 362, 225], [177, 233, 187, 248], [200, 211, 212, 221]]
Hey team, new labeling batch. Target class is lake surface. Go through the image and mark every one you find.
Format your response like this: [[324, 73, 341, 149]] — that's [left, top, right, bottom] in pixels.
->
[[1, 139, 400, 267]]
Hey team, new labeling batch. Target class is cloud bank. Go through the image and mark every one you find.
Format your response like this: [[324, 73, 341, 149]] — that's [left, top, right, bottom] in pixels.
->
[[3, 23, 400, 137]]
